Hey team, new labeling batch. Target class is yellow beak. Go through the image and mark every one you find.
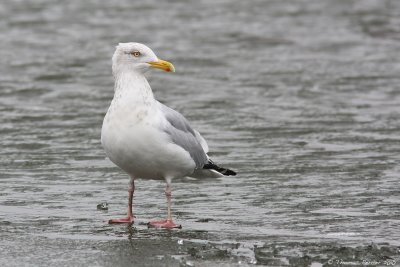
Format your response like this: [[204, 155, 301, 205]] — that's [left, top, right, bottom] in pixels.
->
[[147, 59, 175, 72]]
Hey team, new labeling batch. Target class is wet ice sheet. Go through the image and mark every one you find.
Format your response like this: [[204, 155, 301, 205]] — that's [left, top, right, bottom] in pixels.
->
[[1, 0, 400, 266]]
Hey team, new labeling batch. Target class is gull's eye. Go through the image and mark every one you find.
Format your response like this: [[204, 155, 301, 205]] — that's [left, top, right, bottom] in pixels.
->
[[131, 51, 141, 57]]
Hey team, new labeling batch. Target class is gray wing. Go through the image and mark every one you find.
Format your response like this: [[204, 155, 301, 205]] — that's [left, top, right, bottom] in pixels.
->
[[159, 103, 208, 168]]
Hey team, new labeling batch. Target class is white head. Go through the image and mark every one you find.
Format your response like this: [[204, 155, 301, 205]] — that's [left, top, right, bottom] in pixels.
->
[[112, 42, 175, 76]]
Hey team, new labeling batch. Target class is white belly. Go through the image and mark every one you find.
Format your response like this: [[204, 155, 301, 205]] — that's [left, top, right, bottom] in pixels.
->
[[101, 104, 195, 180]]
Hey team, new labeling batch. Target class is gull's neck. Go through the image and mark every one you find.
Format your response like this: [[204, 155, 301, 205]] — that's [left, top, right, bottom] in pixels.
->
[[113, 70, 155, 106]]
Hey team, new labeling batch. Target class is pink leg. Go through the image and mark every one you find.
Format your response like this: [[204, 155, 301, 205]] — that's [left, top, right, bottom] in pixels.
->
[[109, 177, 135, 224], [149, 181, 181, 229]]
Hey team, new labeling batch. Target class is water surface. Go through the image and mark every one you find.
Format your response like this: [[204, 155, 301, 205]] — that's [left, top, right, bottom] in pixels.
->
[[1, 0, 400, 266]]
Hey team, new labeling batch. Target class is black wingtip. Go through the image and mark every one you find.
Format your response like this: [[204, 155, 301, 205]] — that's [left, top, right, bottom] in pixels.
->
[[203, 161, 237, 176], [220, 168, 237, 176]]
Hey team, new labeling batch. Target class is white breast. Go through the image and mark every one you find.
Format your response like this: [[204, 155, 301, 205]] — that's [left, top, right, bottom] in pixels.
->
[[101, 100, 196, 180]]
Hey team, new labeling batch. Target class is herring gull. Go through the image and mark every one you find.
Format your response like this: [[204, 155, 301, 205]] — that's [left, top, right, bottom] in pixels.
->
[[101, 42, 236, 228]]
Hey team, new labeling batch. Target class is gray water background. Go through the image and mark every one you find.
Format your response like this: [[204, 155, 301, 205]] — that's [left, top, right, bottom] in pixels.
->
[[1, 0, 400, 266]]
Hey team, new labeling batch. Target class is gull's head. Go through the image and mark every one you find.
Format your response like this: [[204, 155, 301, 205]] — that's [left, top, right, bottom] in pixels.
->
[[112, 42, 175, 75]]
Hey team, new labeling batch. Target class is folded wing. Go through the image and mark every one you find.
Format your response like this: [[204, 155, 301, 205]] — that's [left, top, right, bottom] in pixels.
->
[[159, 102, 209, 169]]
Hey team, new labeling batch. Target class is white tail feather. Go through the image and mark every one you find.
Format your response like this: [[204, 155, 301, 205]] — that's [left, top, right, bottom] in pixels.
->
[[189, 169, 224, 179]]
